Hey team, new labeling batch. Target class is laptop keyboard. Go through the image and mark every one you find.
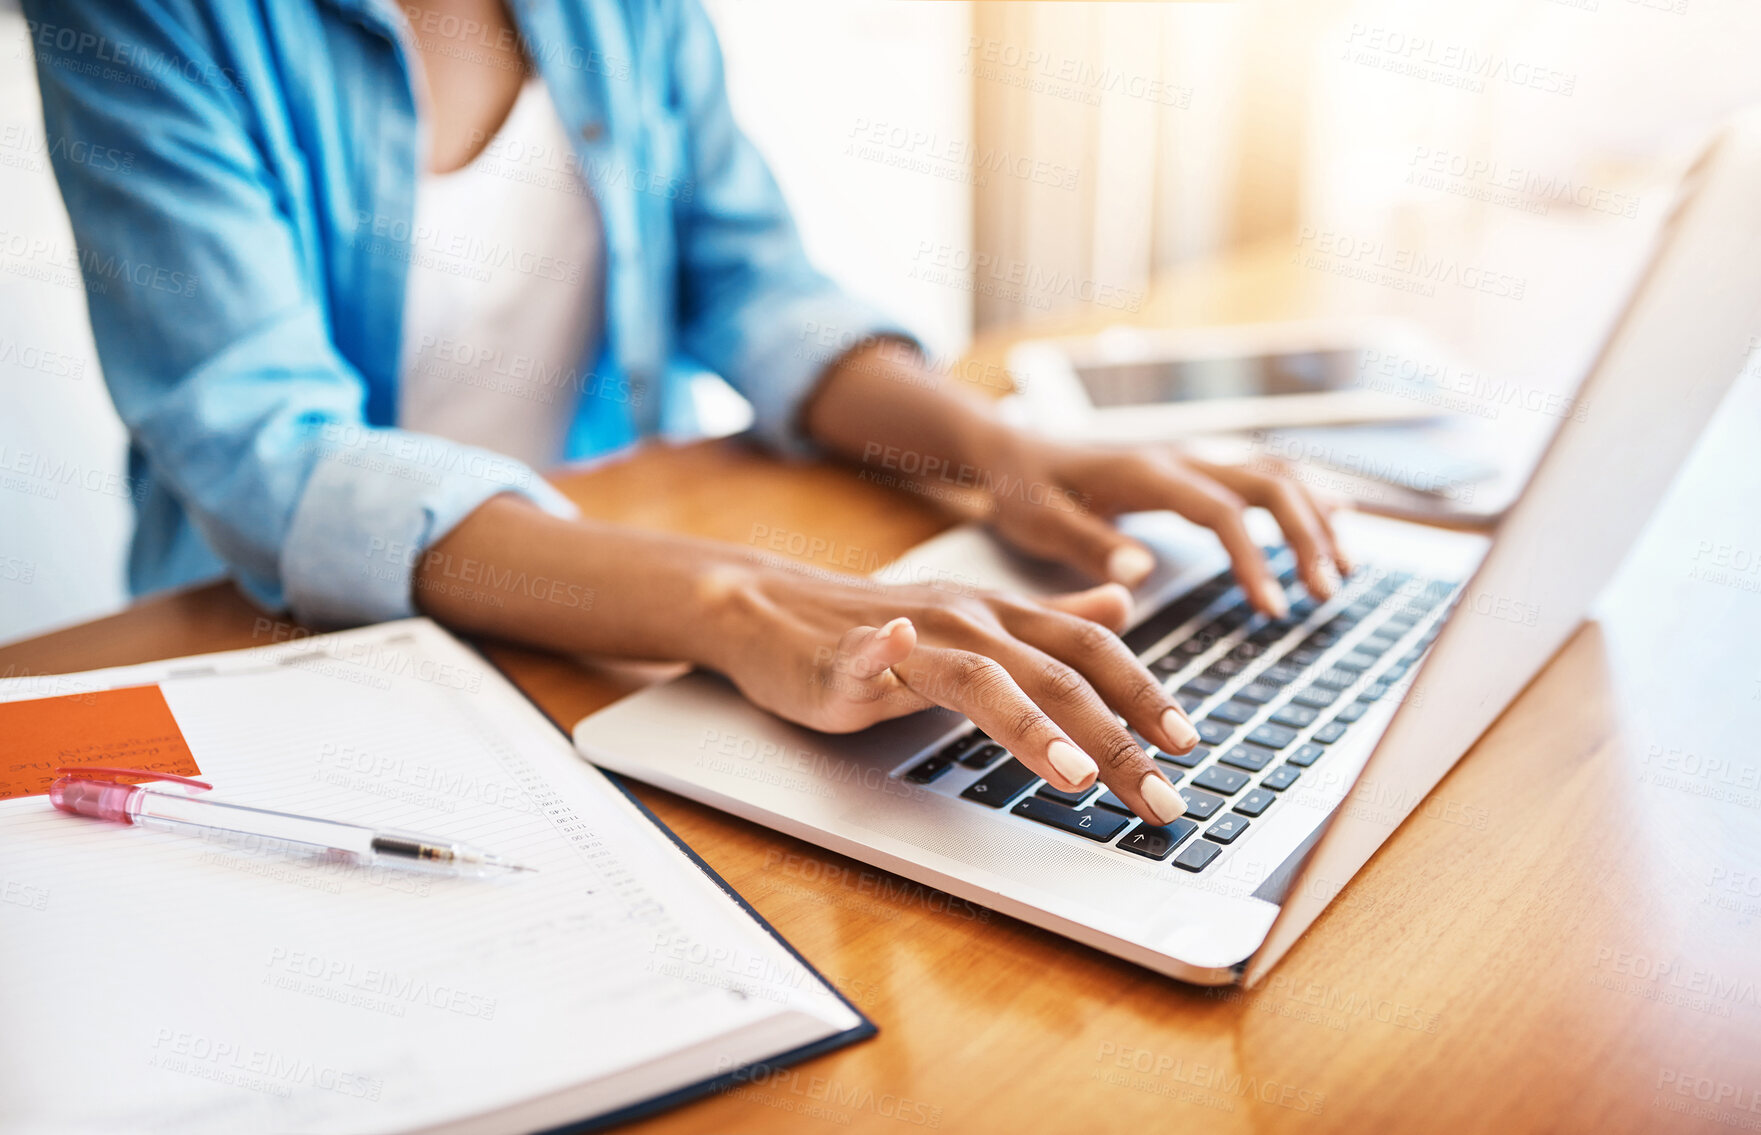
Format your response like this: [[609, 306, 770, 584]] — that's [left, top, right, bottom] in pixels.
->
[[901, 550, 1462, 874]]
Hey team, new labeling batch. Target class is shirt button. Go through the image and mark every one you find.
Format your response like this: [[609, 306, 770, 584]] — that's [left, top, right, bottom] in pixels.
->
[[580, 121, 603, 142]]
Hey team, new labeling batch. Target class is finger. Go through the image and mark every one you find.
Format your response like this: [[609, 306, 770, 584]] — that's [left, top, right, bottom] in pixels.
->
[[895, 646, 1104, 796], [1192, 459, 1340, 602], [996, 502, 1158, 589], [843, 616, 917, 680], [1040, 582, 1133, 632], [1309, 489, 1354, 575], [1149, 465, 1287, 618], [986, 636, 1187, 825], [1204, 458, 1354, 579], [997, 600, 1200, 755], [811, 619, 931, 731]]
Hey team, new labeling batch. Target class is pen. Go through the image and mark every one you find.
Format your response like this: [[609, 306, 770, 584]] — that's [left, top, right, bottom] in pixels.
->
[[48, 766, 537, 877]]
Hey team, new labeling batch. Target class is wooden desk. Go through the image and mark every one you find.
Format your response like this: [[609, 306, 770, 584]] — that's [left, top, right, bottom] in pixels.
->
[[5, 239, 1759, 1134]]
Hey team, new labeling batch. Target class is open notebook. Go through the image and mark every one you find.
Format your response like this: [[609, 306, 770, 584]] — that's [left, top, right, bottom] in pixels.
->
[[0, 619, 870, 1135]]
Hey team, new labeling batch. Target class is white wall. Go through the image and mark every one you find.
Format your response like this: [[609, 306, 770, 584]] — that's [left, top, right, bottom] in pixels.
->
[[702, 0, 974, 359], [0, 5, 133, 646]]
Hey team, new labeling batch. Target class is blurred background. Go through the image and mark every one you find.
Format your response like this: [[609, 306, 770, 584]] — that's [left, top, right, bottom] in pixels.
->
[[5, 0, 1761, 644]]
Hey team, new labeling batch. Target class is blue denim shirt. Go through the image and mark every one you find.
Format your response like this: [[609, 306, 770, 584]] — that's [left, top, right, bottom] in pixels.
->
[[24, 0, 907, 625]]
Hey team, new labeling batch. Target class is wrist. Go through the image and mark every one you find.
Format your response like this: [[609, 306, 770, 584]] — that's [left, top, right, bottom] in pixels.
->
[[684, 559, 770, 676]]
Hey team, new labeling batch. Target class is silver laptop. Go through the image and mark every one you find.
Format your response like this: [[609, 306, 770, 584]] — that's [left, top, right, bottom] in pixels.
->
[[575, 109, 1761, 986]]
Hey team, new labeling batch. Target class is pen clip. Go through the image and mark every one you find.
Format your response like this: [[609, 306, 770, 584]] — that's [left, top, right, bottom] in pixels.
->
[[52, 765, 212, 792]]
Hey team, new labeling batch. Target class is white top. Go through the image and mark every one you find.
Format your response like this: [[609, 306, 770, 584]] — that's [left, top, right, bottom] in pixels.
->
[[398, 80, 604, 469]]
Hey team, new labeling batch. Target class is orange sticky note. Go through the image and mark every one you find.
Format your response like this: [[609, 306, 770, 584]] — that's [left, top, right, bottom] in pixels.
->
[[0, 684, 200, 801]]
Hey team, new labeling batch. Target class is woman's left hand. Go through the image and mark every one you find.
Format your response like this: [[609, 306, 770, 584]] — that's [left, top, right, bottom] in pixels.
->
[[970, 432, 1352, 617], [806, 339, 1353, 618]]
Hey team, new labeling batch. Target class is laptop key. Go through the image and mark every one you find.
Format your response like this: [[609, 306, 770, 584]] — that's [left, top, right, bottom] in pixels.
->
[[1175, 691, 1205, 713], [1209, 699, 1258, 725], [1227, 641, 1266, 664], [1179, 788, 1225, 820], [1269, 703, 1320, 729], [1011, 797, 1131, 842], [960, 759, 1040, 806], [1193, 766, 1250, 796], [959, 740, 1008, 769], [1157, 745, 1207, 770], [1293, 685, 1340, 709], [1257, 663, 1305, 687], [1234, 788, 1276, 817], [1181, 675, 1227, 697], [1234, 682, 1281, 706], [1205, 815, 1250, 844], [1196, 719, 1235, 746], [1335, 651, 1379, 673], [1336, 700, 1370, 724], [1287, 743, 1325, 767], [1095, 790, 1139, 814], [1219, 744, 1276, 773], [1262, 765, 1302, 791], [1249, 620, 1291, 645], [1215, 607, 1252, 633], [1246, 723, 1299, 750], [1204, 657, 1247, 679], [1286, 646, 1325, 668], [1036, 784, 1092, 807], [1118, 818, 1199, 861], [904, 752, 955, 784], [1122, 572, 1230, 653], [1313, 721, 1350, 744], [1311, 668, 1357, 691], [1172, 840, 1221, 872]]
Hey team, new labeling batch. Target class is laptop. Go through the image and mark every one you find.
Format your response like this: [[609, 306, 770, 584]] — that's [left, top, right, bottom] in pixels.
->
[[575, 108, 1761, 986]]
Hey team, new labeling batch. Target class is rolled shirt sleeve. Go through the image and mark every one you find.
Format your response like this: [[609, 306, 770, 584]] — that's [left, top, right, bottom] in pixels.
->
[[281, 427, 576, 627]]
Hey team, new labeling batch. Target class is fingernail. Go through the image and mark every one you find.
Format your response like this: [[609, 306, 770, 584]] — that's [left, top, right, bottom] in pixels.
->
[[875, 616, 910, 641], [1160, 707, 1200, 751], [1046, 739, 1099, 789], [1313, 561, 1341, 601], [1139, 773, 1186, 825], [1257, 580, 1289, 618], [1096, 581, 1135, 620], [1106, 544, 1156, 587]]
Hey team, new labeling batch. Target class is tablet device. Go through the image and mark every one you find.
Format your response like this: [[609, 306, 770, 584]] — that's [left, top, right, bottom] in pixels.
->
[[1003, 317, 1457, 442]]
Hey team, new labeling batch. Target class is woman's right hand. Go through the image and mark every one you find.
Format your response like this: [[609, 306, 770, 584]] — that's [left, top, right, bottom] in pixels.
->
[[416, 496, 1201, 826], [696, 564, 1204, 827]]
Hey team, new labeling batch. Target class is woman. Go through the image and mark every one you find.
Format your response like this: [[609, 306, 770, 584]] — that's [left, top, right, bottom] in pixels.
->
[[27, 0, 1348, 829]]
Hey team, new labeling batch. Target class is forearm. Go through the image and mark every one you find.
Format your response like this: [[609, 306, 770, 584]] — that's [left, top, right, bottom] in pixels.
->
[[411, 495, 748, 667], [803, 339, 1025, 486]]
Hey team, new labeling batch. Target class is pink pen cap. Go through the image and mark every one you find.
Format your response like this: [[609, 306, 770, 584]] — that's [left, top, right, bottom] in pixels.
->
[[48, 766, 212, 823]]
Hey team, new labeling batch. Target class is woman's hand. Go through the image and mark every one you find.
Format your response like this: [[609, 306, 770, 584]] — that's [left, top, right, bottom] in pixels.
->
[[805, 338, 1353, 618], [972, 433, 1351, 618], [415, 497, 1198, 826], [698, 565, 1199, 826]]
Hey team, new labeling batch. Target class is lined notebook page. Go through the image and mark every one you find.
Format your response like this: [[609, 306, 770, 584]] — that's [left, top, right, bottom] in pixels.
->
[[0, 620, 857, 1135]]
